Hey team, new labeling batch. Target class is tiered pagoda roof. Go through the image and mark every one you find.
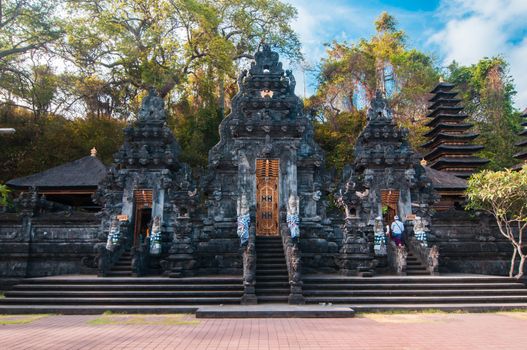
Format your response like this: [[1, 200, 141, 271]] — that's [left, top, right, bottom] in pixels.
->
[[513, 108, 527, 169], [421, 82, 488, 178]]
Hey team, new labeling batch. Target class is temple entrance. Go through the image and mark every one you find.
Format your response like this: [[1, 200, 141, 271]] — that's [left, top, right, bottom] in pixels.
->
[[381, 189, 399, 224], [133, 189, 153, 246], [256, 159, 279, 236]]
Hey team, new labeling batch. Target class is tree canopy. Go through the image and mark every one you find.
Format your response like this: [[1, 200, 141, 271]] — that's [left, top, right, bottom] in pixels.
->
[[0, 7, 525, 183], [446, 57, 522, 169], [308, 12, 439, 170], [466, 167, 527, 278]]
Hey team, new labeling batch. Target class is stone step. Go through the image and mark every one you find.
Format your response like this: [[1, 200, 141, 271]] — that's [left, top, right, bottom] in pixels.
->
[[257, 258, 287, 263], [253, 288, 290, 295], [302, 283, 525, 290], [22, 277, 243, 285], [12, 284, 244, 291], [256, 269, 289, 276], [196, 305, 355, 318], [255, 275, 290, 282], [113, 263, 132, 267], [302, 276, 515, 284], [109, 267, 133, 272], [305, 295, 527, 304], [255, 295, 290, 303], [106, 272, 133, 277], [255, 263, 286, 269], [348, 303, 527, 312], [256, 254, 286, 258], [0, 305, 199, 315], [5, 290, 244, 298], [255, 281, 290, 288], [0, 297, 241, 305], [303, 289, 527, 297]]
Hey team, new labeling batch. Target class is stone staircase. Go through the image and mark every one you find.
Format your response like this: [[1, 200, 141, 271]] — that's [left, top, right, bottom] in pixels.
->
[[303, 275, 527, 311], [0, 276, 243, 314], [255, 236, 290, 303], [405, 250, 429, 276], [106, 249, 133, 277]]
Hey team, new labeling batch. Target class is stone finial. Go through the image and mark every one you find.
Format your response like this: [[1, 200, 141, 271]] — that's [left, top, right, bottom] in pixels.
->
[[90, 147, 97, 157], [420, 158, 428, 166], [439, 76, 444, 83]]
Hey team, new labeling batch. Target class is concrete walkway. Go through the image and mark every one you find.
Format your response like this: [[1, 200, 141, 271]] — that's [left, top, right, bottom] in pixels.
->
[[1, 312, 527, 349]]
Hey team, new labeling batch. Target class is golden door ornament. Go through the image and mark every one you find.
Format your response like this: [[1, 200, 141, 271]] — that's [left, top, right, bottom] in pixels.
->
[[256, 159, 279, 236]]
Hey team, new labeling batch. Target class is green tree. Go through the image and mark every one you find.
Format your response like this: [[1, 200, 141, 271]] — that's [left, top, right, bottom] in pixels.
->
[[0, 183, 10, 207], [0, 1, 63, 118], [0, 0, 62, 60], [62, 0, 301, 98], [309, 12, 439, 168], [466, 168, 527, 278], [447, 58, 521, 169]]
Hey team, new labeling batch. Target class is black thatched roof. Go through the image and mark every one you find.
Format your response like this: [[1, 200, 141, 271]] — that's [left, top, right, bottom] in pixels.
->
[[424, 166, 467, 190], [7, 156, 107, 190]]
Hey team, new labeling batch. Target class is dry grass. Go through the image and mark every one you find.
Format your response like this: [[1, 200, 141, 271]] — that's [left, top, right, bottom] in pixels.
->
[[88, 313, 199, 326], [0, 314, 50, 325]]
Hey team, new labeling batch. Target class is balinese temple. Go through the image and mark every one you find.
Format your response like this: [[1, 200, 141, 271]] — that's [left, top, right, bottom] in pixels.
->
[[0, 46, 523, 312], [513, 108, 527, 170], [421, 82, 488, 178], [6, 148, 106, 210]]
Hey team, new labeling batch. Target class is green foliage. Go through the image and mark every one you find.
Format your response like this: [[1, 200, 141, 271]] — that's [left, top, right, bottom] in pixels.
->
[[309, 12, 439, 167], [0, 184, 10, 207], [63, 0, 302, 97], [309, 107, 366, 171], [466, 167, 527, 221], [0, 1, 62, 60], [447, 57, 521, 169], [466, 167, 527, 278], [0, 106, 124, 182]]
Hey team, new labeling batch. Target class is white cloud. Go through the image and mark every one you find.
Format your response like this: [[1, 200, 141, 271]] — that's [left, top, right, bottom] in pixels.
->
[[429, 0, 527, 108]]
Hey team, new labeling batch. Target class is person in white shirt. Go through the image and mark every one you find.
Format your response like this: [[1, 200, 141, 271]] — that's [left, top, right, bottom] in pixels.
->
[[390, 215, 405, 246]]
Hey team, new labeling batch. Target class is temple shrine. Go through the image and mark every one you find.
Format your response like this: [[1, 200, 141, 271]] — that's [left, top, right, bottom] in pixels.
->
[[0, 45, 525, 311]]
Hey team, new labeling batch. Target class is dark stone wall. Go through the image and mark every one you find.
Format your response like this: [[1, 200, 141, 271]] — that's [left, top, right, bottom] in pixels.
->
[[0, 212, 99, 279], [430, 209, 512, 275], [299, 220, 343, 274]]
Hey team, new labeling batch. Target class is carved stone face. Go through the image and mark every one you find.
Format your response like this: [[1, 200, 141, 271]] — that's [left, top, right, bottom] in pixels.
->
[[312, 190, 322, 201], [153, 216, 161, 229], [238, 193, 249, 215], [288, 195, 299, 214]]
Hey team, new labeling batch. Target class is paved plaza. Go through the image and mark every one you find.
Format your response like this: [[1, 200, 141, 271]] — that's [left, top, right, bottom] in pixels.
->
[[1, 312, 527, 349]]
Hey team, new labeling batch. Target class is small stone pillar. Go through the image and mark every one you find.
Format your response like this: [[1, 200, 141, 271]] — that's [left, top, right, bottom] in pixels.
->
[[338, 222, 374, 277]]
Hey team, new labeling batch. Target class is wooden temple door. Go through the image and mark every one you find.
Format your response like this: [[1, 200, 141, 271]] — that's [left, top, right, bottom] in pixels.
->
[[256, 159, 279, 236], [381, 189, 400, 225], [133, 189, 153, 246]]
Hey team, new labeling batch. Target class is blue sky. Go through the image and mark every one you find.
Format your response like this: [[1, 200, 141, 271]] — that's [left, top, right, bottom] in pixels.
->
[[286, 0, 527, 108]]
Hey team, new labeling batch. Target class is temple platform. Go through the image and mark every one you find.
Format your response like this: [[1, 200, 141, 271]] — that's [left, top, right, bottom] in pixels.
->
[[1, 274, 527, 315]]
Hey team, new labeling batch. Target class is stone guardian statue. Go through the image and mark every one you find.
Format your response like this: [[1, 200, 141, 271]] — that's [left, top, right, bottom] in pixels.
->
[[287, 194, 300, 241], [237, 194, 250, 246], [149, 216, 162, 255], [105, 217, 121, 251]]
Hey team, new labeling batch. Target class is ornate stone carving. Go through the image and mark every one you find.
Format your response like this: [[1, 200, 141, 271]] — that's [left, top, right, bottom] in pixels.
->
[[286, 194, 300, 241], [149, 216, 162, 255]]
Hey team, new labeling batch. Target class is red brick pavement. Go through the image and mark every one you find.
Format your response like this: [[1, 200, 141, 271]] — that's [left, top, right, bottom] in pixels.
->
[[1, 312, 526, 349]]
